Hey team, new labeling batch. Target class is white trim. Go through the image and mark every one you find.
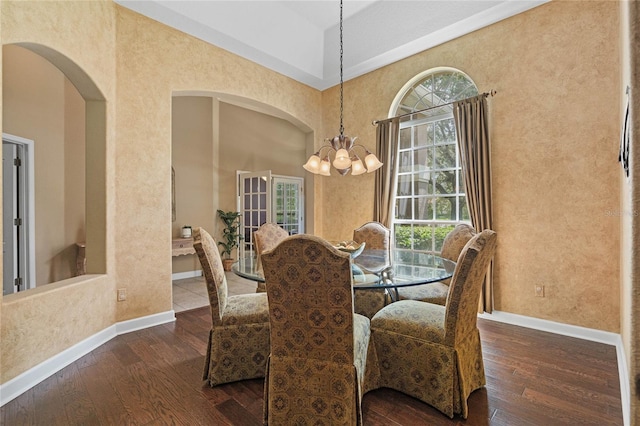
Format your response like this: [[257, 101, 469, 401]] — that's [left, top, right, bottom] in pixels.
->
[[171, 270, 202, 281], [478, 311, 620, 346], [0, 310, 175, 407], [479, 310, 619, 345], [480, 311, 629, 426], [115, 310, 175, 335], [615, 334, 631, 426]]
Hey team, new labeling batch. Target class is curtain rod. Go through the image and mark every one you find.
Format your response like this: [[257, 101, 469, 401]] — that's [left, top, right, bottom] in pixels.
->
[[372, 90, 497, 126]]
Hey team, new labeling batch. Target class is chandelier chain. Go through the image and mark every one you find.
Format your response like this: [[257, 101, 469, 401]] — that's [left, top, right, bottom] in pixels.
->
[[301, 0, 383, 176], [339, 0, 344, 137]]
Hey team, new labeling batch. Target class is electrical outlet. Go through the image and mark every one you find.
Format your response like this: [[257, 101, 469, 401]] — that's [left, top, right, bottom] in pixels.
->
[[117, 288, 127, 301], [534, 285, 545, 297]]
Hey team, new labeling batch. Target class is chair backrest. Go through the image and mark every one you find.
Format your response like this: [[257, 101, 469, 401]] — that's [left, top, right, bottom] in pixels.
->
[[439, 224, 477, 285], [441, 224, 477, 262], [353, 221, 391, 273], [253, 222, 289, 271], [193, 227, 228, 325], [261, 234, 355, 362], [444, 229, 497, 345]]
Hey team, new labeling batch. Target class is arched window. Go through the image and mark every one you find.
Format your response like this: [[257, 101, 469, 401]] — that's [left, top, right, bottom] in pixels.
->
[[391, 68, 478, 254]]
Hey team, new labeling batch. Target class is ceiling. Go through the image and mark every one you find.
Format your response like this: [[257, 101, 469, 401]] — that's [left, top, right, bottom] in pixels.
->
[[116, 0, 547, 90]]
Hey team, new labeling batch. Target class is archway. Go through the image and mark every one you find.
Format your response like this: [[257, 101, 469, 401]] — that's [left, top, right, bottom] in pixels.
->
[[2, 42, 107, 290], [169, 92, 315, 310]]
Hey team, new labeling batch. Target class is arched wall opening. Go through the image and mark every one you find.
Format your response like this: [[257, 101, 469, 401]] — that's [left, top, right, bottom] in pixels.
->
[[169, 91, 315, 280], [2, 42, 107, 290], [1, 40, 112, 396]]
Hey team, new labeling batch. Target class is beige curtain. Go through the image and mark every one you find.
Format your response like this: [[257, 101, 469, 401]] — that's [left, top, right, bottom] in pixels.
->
[[453, 94, 494, 313], [373, 119, 400, 227]]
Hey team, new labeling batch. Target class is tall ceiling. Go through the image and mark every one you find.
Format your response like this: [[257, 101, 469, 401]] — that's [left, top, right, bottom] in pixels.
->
[[116, 0, 547, 90]]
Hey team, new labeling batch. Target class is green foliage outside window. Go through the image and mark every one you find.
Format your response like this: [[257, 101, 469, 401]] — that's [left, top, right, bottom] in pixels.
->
[[394, 224, 457, 253]]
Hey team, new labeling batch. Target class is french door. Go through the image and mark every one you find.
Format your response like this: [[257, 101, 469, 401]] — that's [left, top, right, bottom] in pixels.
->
[[238, 171, 304, 255], [239, 171, 272, 254], [272, 176, 303, 236]]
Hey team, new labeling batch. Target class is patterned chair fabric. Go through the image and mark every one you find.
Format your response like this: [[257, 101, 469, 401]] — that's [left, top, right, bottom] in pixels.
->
[[193, 227, 271, 387], [352, 221, 392, 318], [261, 234, 374, 426], [397, 223, 477, 305], [253, 222, 289, 292], [370, 229, 497, 419], [352, 221, 391, 274]]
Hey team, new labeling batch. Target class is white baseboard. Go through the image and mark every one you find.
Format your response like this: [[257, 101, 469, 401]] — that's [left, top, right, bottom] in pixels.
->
[[479, 310, 620, 345], [116, 310, 175, 334], [171, 270, 202, 280], [615, 335, 631, 426], [480, 310, 629, 426], [0, 310, 176, 407]]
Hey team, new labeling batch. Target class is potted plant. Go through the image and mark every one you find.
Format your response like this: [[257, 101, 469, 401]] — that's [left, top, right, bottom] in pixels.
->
[[217, 209, 243, 271]]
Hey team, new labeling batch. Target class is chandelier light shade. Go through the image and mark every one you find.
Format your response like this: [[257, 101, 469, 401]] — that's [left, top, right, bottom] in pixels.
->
[[302, 0, 383, 176]]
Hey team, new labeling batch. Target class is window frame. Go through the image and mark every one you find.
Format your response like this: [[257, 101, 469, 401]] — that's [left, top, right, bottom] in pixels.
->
[[391, 68, 478, 256]]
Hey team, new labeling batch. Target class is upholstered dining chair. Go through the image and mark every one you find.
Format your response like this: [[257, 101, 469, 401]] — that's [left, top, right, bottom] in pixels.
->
[[369, 229, 497, 419], [352, 221, 392, 318], [253, 222, 289, 292], [261, 234, 374, 426], [397, 223, 477, 305], [192, 227, 270, 387]]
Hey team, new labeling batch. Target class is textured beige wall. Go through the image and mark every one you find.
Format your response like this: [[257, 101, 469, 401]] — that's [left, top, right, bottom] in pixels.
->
[[219, 101, 307, 217], [318, 81, 378, 242], [322, 1, 621, 331], [1, 0, 117, 383], [64, 78, 86, 258], [114, 6, 321, 323], [171, 96, 213, 274], [2, 274, 112, 381], [219, 102, 307, 180], [488, 1, 619, 331], [2, 45, 85, 284]]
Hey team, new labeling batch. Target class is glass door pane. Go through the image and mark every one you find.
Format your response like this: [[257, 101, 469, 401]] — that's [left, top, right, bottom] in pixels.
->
[[272, 176, 304, 235], [239, 171, 271, 255]]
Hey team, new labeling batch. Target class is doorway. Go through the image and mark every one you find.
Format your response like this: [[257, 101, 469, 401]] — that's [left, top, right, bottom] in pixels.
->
[[238, 171, 304, 255], [3, 133, 35, 295]]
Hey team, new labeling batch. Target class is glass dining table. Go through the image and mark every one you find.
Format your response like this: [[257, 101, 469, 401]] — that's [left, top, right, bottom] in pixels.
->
[[232, 248, 456, 302]]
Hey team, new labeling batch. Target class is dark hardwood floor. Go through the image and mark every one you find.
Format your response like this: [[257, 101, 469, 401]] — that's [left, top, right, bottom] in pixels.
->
[[2, 307, 623, 425]]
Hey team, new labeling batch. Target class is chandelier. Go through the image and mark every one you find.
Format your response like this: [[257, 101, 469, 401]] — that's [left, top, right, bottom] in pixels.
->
[[303, 0, 383, 176]]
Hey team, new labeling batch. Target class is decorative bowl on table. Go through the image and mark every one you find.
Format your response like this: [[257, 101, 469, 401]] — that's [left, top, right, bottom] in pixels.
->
[[334, 240, 366, 259]]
